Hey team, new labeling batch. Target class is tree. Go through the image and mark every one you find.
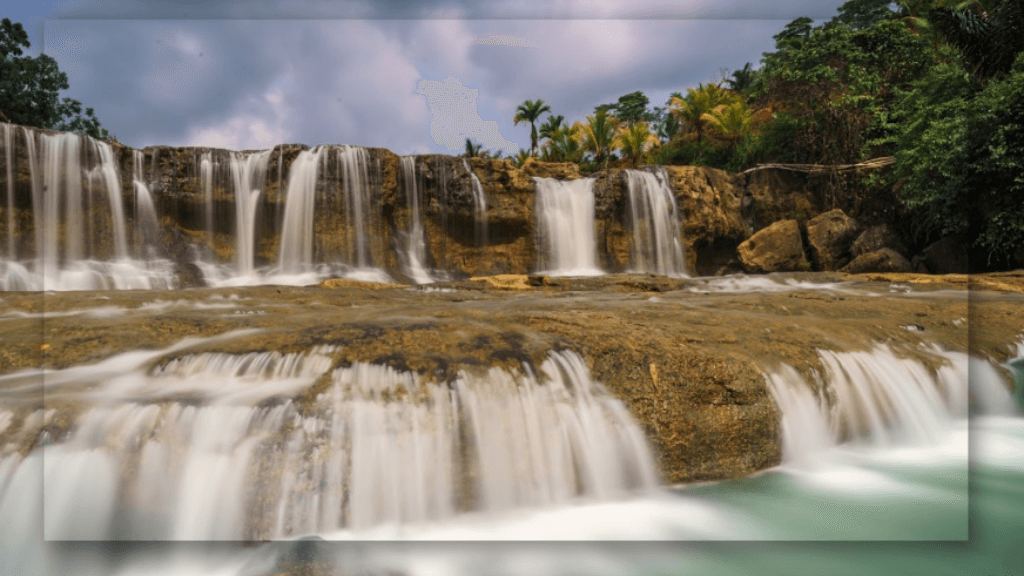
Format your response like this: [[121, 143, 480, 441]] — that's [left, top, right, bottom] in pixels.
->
[[0, 16, 112, 139], [773, 17, 816, 50], [513, 99, 551, 157], [930, 0, 1024, 80], [464, 138, 483, 158], [609, 91, 649, 124], [704, 100, 754, 150], [829, 0, 898, 30], [614, 120, 658, 167], [894, 51, 1024, 267], [538, 114, 564, 142], [544, 123, 584, 163], [725, 63, 756, 93], [577, 109, 621, 167], [669, 83, 735, 146]]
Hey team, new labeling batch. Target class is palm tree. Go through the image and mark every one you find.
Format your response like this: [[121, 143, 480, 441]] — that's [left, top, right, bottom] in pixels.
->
[[464, 138, 483, 158], [513, 99, 551, 157], [669, 83, 737, 146], [704, 100, 754, 151], [614, 121, 659, 167], [577, 109, 621, 167], [929, 0, 1024, 78], [726, 63, 755, 93], [545, 124, 585, 163], [539, 114, 564, 141]]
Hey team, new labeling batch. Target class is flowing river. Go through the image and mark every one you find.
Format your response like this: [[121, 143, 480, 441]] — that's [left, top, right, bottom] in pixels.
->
[[0, 275, 1020, 576]]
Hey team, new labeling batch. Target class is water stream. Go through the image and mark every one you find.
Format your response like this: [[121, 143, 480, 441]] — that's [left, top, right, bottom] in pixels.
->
[[534, 177, 602, 276]]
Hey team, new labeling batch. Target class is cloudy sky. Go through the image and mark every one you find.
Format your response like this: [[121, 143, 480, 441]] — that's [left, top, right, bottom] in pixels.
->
[[6, 1, 849, 154]]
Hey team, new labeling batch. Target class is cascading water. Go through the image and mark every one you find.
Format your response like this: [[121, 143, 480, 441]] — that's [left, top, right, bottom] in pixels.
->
[[463, 159, 488, 247], [765, 345, 980, 461], [0, 341, 656, 541], [2, 123, 14, 260], [0, 129, 175, 291], [277, 145, 326, 275], [132, 150, 160, 251], [339, 145, 374, 269], [534, 176, 602, 276], [400, 156, 434, 284], [229, 150, 271, 277], [200, 151, 214, 245], [623, 167, 686, 277]]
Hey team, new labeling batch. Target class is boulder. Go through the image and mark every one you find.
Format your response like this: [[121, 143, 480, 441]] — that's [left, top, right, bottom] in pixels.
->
[[806, 209, 861, 271], [737, 219, 809, 273], [850, 224, 907, 259], [920, 236, 969, 274], [841, 248, 913, 274]]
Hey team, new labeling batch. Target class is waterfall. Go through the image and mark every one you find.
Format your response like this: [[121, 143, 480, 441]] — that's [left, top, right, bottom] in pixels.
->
[[132, 150, 160, 252], [463, 159, 488, 247], [0, 344, 657, 540], [228, 150, 271, 276], [765, 345, 1014, 462], [200, 152, 214, 245], [3, 124, 13, 260], [338, 145, 373, 269], [400, 156, 433, 284], [623, 167, 686, 277], [278, 146, 326, 273], [534, 176, 602, 276]]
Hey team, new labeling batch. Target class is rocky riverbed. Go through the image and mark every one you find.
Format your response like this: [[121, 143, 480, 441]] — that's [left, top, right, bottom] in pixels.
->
[[2, 271, 1019, 484]]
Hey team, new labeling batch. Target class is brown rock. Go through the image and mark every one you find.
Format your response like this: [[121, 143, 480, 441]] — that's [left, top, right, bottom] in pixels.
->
[[737, 219, 809, 273], [841, 248, 913, 273], [850, 224, 907, 258], [523, 161, 581, 180], [920, 236, 969, 274], [806, 209, 861, 271]]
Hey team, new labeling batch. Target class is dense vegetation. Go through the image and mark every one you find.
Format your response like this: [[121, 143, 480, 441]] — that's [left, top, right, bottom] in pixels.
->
[[0, 15, 112, 140], [473, 0, 1023, 270]]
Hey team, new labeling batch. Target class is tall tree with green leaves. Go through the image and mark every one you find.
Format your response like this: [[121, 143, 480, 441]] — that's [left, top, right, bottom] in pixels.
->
[[614, 120, 658, 167], [0, 16, 111, 139], [513, 99, 551, 157], [577, 109, 621, 167], [669, 83, 735, 146], [894, 50, 1024, 267], [726, 63, 756, 93], [538, 114, 564, 142]]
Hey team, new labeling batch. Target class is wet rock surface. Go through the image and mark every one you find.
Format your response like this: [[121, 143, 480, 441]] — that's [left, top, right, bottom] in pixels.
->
[[3, 272, 1017, 485], [737, 220, 808, 273]]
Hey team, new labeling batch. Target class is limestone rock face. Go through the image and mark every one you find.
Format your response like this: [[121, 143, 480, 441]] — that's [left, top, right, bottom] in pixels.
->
[[841, 248, 913, 274], [806, 209, 861, 271], [737, 219, 808, 273], [523, 161, 581, 180], [850, 224, 907, 259], [664, 166, 749, 276]]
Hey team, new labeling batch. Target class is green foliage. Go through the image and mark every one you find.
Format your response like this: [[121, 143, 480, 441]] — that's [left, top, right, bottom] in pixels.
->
[[894, 51, 1024, 264], [608, 91, 650, 124], [930, 0, 1024, 80], [513, 99, 551, 157], [0, 16, 112, 140], [828, 0, 899, 30], [755, 19, 933, 165], [773, 17, 815, 50]]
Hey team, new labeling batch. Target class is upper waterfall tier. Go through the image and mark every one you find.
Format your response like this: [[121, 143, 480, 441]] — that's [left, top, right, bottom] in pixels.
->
[[0, 124, 810, 290]]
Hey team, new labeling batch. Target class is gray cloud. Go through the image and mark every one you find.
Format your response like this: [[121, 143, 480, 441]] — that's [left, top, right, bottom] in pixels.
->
[[35, 1, 850, 153]]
